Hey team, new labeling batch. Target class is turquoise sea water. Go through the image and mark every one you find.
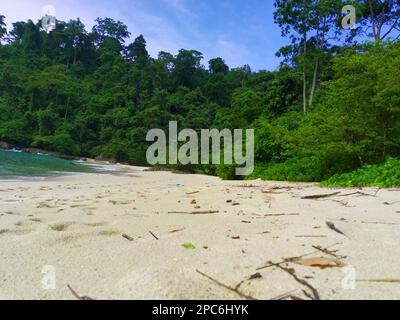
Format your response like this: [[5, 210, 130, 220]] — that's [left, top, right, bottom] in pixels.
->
[[0, 150, 93, 178]]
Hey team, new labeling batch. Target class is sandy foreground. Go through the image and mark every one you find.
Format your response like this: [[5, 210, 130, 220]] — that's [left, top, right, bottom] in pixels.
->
[[0, 165, 400, 300]]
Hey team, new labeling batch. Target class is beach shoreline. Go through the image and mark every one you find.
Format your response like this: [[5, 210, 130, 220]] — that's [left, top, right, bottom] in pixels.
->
[[1, 165, 400, 300]]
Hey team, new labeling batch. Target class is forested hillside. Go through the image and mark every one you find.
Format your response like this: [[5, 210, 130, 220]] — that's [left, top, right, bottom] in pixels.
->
[[0, 1, 399, 185]]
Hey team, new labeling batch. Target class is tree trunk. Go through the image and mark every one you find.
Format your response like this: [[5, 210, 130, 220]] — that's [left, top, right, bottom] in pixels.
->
[[368, 0, 378, 40], [64, 96, 70, 120], [309, 59, 319, 109], [376, 0, 389, 41], [73, 47, 77, 65], [303, 33, 307, 114]]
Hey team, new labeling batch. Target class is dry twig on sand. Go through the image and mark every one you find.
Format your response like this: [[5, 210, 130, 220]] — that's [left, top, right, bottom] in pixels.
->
[[295, 235, 327, 238], [168, 227, 186, 233], [231, 184, 259, 188], [361, 221, 400, 226], [196, 269, 257, 300], [122, 234, 134, 241], [339, 191, 378, 198], [357, 279, 400, 283], [384, 201, 400, 206], [269, 289, 300, 301], [332, 199, 354, 207], [149, 231, 159, 240], [67, 285, 95, 300], [256, 243, 342, 271], [326, 221, 350, 239], [312, 245, 345, 259], [268, 262, 320, 300], [264, 213, 300, 217], [301, 192, 341, 200], [168, 210, 219, 215], [234, 273, 262, 291], [197, 269, 298, 301]]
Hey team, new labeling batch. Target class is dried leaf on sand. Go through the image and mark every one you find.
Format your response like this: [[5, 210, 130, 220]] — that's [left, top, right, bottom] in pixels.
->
[[293, 257, 345, 269]]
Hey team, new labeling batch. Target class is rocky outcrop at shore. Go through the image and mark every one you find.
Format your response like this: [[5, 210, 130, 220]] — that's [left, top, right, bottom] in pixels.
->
[[0, 141, 81, 161], [0, 141, 12, 150]]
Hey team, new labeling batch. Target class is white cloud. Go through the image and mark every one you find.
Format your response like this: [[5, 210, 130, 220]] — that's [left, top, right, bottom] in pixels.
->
[[163, 0, 192, 17], [215, 39, 250, 68], [124, 10, 186, 57], [0, 0, 260, 69], [0, 0, 187, 56]]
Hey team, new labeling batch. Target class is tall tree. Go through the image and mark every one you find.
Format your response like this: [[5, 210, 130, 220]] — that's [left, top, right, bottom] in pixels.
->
[[274, 0, 343, 112], [357, 0, 400, 41], [172, 49, 204, 89], [9, 21, 27, 42], [274, 0, 313, 114], [91, 18, 130, 59], [92, 18, 130, 44], [209, 57, 229, 74], [0, 15, 7, 42], [126, 34, 150, 63], [21, 20, 42, 54], [66, 19, 88, 66]]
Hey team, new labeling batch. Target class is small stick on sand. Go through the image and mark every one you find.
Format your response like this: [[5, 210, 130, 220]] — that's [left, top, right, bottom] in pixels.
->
[[301, 192, 341, 200], [234, 273, 262, 291], [169, 227, 186, 233], [122, 234, 134, 241], [269, 262, 320, 300], [287, 295, 305, 301], [149, 231, 159, 240], [231, 184, 259, 188], [168, 210, 219, 215], [384, 201, 400, 206], [332, 199, 354, 207], [326, 221, 350, 239], [264, 213, 300, 217], [361, 221, 400, 226], [256, 243, 342, 271], [312, 245, 344, 259], [262, 190, 285, 194], [295, 235, 327, 238], [269, 289, 300, 301], [67, 285, 95, 300], [357, 279, 400, 283], [196, 269, 257, 300], [186, 191, 199, 195], [339, 191, 377, 198]]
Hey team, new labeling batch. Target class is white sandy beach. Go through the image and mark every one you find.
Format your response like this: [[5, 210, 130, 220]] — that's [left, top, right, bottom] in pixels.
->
[[1, 165, 400, 300]]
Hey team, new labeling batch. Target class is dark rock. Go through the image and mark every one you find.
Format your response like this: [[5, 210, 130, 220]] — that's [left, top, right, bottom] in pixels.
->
[[0, 141, 11, 149]]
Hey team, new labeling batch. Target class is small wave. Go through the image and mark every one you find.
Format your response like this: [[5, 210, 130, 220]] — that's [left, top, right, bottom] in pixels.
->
[[0, 176, 47, 182], [79, 163, 124, 172], [3, 148, 23, 153]]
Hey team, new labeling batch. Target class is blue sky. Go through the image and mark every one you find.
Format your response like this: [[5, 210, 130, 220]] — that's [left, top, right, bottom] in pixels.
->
[[1, 0, 289, 70]]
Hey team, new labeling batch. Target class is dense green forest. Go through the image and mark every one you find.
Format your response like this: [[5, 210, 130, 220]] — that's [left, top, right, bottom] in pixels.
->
[[0, 1, 399, 185]]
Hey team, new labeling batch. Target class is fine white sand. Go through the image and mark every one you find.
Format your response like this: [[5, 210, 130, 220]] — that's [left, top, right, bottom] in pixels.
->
[[1, 166, 400, 300]]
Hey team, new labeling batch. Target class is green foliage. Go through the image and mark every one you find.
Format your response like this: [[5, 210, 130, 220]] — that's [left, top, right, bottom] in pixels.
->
[[126, 35, 150, 63], [0, 15, 6, 41], [182, 243, 196, 250], [322, 158, 400, 187], [0, 13, 399, 188], [215, 164, 240, 181], [253, 42, 400, 183], [208, 58, 229, 74], [32, 132, 80, 156], [248, 157, 324, 182], [0, 119, 31, 146]]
